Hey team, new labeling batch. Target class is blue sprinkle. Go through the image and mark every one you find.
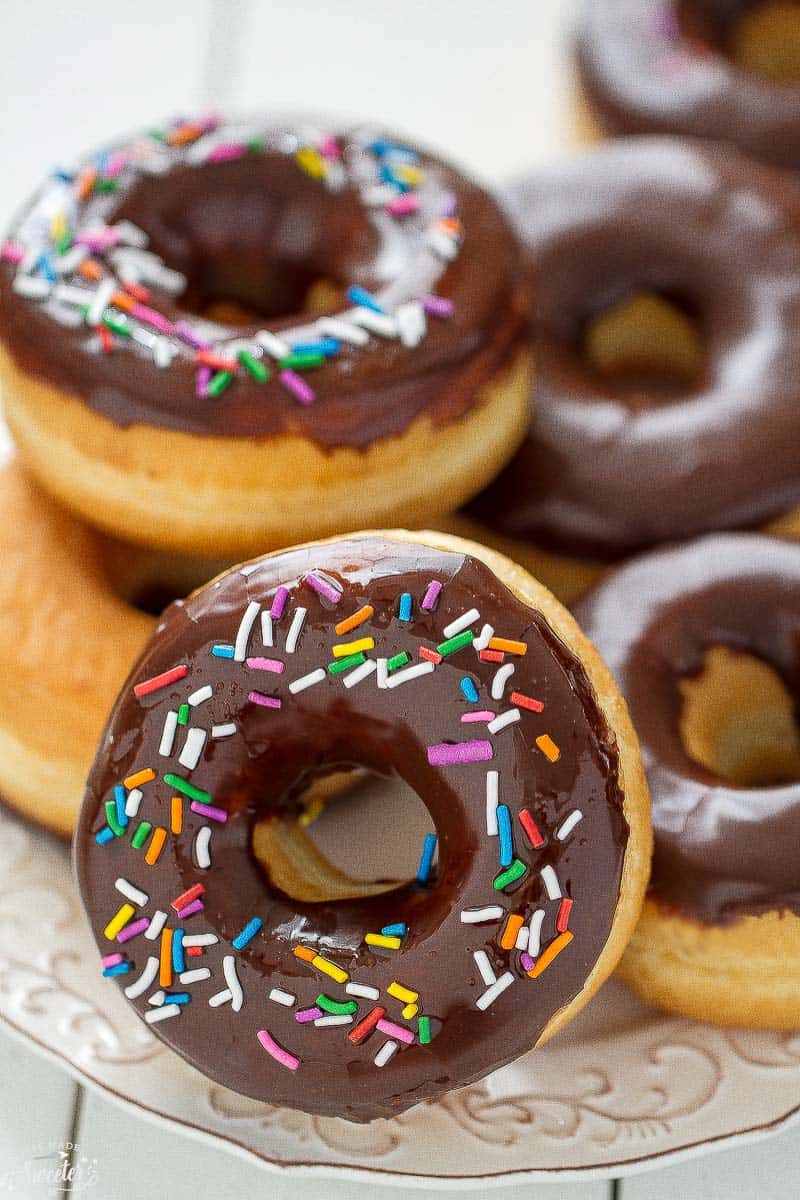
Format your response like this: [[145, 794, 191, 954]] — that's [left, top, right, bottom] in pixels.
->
[[114, 785, 129, 830], [95, 826, 115, 845], [497, 805, 513, 868], [37, 253, 57, 283], [290, 337, 340, 357], [460, 677, 479, 703], [398, 592, 412, 622], [232, 917, 262, 950], [346, 285, 384, 313], [164, 992, 191, 1005], [172, 929, 185, 974], [212, 644, 235, 658], [416, 833, 438, 886], [381, 922, 407, 938], [102, 962, 132, 977], [52, 168, 74, 182], [368, 139, 417, 163], [379, 163, 410, 193]]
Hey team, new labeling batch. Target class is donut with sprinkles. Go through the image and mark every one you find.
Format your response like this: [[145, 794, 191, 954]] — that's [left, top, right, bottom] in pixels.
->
[[75, 531, 650, 1122]]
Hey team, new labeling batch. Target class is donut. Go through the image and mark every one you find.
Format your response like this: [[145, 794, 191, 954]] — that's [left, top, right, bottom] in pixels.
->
[[0, 460, 151, 837], [574, 534, 800, 1029], [463, 137, 800, 603], [0, 115, 531, 559], [576, 0, 800, 169], [74, 530, 650, 1121]]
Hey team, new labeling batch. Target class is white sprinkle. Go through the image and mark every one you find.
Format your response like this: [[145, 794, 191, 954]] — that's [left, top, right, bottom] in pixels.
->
[[486, 770, 500, 836], [223, 955, 244, 1012], [476, 971, 514, 1011], [188, 685, 213, 707], [158, 710, 178, 757], [442, 608, 480, 639], [269, 987, 296, 1007], [148, 990, 165, 1007], [343, 659, 377, 688], [377, 658, 389, 689], [285, 607, 307, 654], [488, 708, 521, 735], [20, 243, 44, 273], [428, 228, 459, 260], [178, 727, 207, 771], [256, 329, 291, 359], [115, 878, 148, 907], [491, 663, 515, 701], [556, 811, 584, 841], [528, 909, 545, 958], [144, 910, 167, 940], [153, 337, 174, 369], [317, 316, 368, 346], [183, 933, 218, 948], [361, 183, 398, 206], [261, 611, 274, 647], [114, 219, 149, 247], [124, 787, 143, 818], [474, 624, 494, 652], [86, 277, 116, 326], [385, 660, 435, 689], [396, 301, 426, 347], [53, 282, 91, 306], [347, 306, 398, 337], [314, 1014, 353, 1027], [144, 1003, 181, 1024], [460, 905, 504, 924], [124, 956, 159, 999], [208, 988, 233, 1008], [194, 826, 212, 870], [473, 949, 496, 987], [541, 865, 561, 901], [515, 925, 529, 951], [346, 982, 380, 1000], [153, 265, 186, 293], [54, 245, 87, 274], [374, 1039, 398, 1067], [234, 600, 261, 662], [289, 667, 326, 694], [12, 275, 52, 299], [211, 722, 237, 739], [180, 968, 211, 984]]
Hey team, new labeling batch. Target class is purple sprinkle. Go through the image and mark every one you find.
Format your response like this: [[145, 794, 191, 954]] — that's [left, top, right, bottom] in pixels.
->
[[376, 1018, 414, 1045], [461, 711, 495, 723], [248, 691, 282, 709], [270, 586, 290, 620], [196, 365, 212, 398], [102, 953, 124, 968], [422, 294, 454, 319], [421, 580, 442, 611], [295, 1005, 323, 1023], [199, 112, 221, 133], [177, 899, 204, 919], [520, 952, 535, 972], [131, 302, 174, 334], [246, 657, 285, 673], [190, 800, 227, 823], [280, 367, 315, 405], [304, 571, 342, 605], [116, 917, 150, 944], [439, 190, 458, 217], [208, 142, 246, 163], [427, 740, 494, 767], [176, 320, 212, 351]]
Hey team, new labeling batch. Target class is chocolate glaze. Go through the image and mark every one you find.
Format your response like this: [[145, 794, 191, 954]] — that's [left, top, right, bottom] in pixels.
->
[[578, 0, 800, 170], [0, 123, 527, 448], [467, 137, 800, 560], [574, 534, 800, 925], [75, 535, 628, 1122]]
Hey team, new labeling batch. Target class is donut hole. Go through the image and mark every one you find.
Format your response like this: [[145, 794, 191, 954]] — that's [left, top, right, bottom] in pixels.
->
[[681, 1, 800, 83], [252, 770, 436, 903], [679, 644, 800, 786]]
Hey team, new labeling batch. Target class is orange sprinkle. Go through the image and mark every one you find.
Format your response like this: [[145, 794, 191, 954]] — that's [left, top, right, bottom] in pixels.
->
[[170, 796, 183, 835], [526, 931, 574, 979], [145, 826, 167, 865], [159, 928, 173, 988], [168, 123, 203, 146], [124, 768, 155, 789], [76, 167, 97, 200], [335, 605, 374, 636], [112, 290, 136, 311], [479, 648, 504, 664], [535, 734, 561, 763], [293, 945, 316, 963], [79, 259, 103, 282], [488, 637, 527, 657], [500, 913, 524, 950]]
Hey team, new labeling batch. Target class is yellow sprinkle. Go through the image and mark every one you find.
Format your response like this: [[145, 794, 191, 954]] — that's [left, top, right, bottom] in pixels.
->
[[312, 954, 349, 984], [335, 605, 374, 636], [296, 146, 326, 179], [387, 981, 418, 1004], [332, 637, 375, 658], [395, 164, 424, 187], [535, 734, 561, 763], [488, 637, 527, 656], [124, 768, 156, 789], [50, 211, 66, 241], [365, 933, 402, 950], [170, 796, 183, 835], [160, 928, 173, 988], [402, 1002, 419, 1020], [293, 945, 316, 963], [145, 826, 167, 865], [104, 903, 135, 941], [298, 796, 325, 827]]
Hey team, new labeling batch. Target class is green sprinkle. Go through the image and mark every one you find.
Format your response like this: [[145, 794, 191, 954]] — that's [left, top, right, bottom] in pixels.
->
[[278, 351, 325, 370], [247, 137, 265, 153], [55, 228, 73, 256], [149, 129, 166, 142], [177, 704, 190, 726], [163, 774, 212, 805], [94, 178, 118, 193], [131, 821, 153, 850], [418, 1015, 432, 1044], [316, 994, 358, 1016], [437, 630, 475, 657], [105, 799, 125, 837], [493, 858, 527, 891], [387, 651, 410, 672], [101, 310, 131, 337], [328, 652, 366, 675], [238, 350, 269, 382], [207, 370, 233, 397]]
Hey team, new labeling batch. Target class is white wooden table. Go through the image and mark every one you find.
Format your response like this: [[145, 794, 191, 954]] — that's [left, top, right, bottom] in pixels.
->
[[0, 1, 798, 1195]]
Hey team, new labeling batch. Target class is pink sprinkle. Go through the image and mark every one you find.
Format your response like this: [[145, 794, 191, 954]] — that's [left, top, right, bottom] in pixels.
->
[[176, 320, 212, 351], [246, 657, 284, 673], [318, 136, 340, 161], [376, 1018, 414, 1045], [304, 571, 342, 605], [257, 1028, 301, 1071], [1, 241, 24, 265], [280, 368, 315, 405], [249, 691, 282, 709], [196, 365, 212, 398], [177, 899, 204, 919], [208, 142, 246, 163], [295, 1006, 323, 1023], [117, 917, 150, 944], [387, 194, 420, 217], [461, 711, 496, 723], [75, 227, 120, 252], [427, 740, 494, 766], [421, 580, 442, 611], [102, 953, 124, 968], [422, 295, 454, 318], [131, 302, 174, 334], [104, 151, 128, 178], [198, 112, 221, 133], [520, 952, 535, 972], [190, 800, 227, 823], [270, 586, 289, 620]]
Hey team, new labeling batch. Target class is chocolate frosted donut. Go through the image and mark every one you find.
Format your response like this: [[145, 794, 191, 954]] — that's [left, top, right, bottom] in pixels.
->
[[0, 116, 530, 557], [575, 534, 800, 1027], [577, 1, 800, 169], [464, 137, 800, 591], [75, 531, 649, 1121]]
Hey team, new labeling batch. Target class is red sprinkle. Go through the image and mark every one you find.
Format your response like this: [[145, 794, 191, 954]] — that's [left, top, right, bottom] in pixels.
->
[[556, 897, 573, 933], [124, 280, 152, 303], [348, 1005, 386, 1045], [419, 646, 442, 664], [479, 649, 504, 663], [186, 946, 203, 958], [98, 325, 114, 353], [518, 807, 545, 849], [171, 883, 205, 913], [133, 664, 188, 698], [511, 691, 544, 714], [196, 349, 239, 372]]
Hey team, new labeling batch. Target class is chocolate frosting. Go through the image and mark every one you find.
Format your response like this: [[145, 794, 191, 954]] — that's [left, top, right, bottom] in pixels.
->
[[75, 535, 628, 1122], [467, 137, 800, 559], [574, 534, 800, 924], [0, 120, 526, 449], [577, 0, 800, 170]]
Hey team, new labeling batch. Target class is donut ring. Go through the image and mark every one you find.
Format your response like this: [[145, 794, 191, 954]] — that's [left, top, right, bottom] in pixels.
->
[[575, 534, 800, 1029], [577, 0, 800, 169], [75, 530, 650, 1122], [0, 116, 531, 558], [464, 137, 800, 594]]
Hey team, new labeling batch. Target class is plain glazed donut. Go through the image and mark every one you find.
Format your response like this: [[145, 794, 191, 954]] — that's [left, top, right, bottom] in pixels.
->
[[464, 137, 800, 601], [0, 116, 531, 558], [577, 0, 800, 169], [574, 534, 800, 1029], [75, 530, 650, 1122]]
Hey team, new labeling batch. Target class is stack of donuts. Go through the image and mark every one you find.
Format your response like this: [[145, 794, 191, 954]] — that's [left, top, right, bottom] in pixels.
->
[[0, 7, 798, 1119]]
